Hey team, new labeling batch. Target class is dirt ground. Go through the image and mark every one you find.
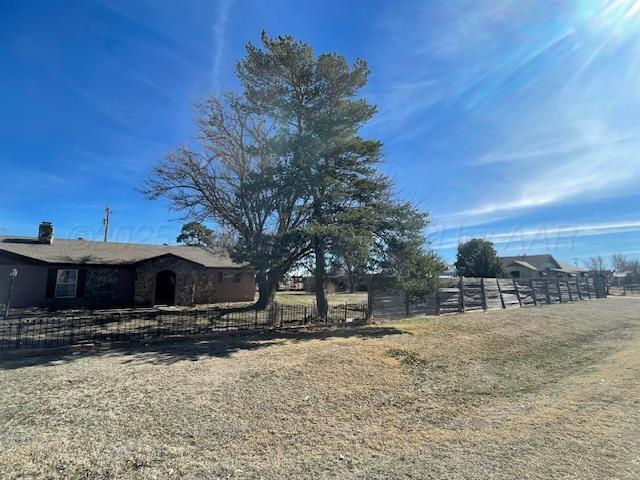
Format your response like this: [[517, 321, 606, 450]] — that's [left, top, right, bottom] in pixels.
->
[[1, 297, 639, 479]]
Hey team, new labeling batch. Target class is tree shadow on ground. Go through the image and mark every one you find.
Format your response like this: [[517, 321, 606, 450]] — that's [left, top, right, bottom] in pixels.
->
[[0, 324, 407, 370]]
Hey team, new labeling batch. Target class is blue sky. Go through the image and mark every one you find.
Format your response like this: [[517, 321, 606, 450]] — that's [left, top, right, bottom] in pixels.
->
[[1, 0, 640, 266]]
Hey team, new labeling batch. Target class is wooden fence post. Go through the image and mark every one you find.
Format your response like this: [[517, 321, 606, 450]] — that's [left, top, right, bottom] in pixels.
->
[[496, 279, 506, 309], [531, 279, 538, 306], [458, 277, 466, 313], [556, 279, 563, 304], [576, 279, 583, 301], [480, 278, 487, 310], [435, 287, 441, 316], [545, 279, 551, 304], [513, 279, 522, 307], [566, 280, 573, 302]]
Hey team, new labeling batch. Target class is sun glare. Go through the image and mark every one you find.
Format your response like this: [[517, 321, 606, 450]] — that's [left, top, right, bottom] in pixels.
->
[[577, 0, 640, 36]]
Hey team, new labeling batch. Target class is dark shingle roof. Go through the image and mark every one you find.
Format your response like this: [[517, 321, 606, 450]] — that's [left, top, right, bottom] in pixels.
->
[[0, 236, 244, 269]]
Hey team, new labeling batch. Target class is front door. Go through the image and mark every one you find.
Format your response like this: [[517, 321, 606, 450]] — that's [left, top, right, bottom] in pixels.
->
[[155, 270, 176, 305]]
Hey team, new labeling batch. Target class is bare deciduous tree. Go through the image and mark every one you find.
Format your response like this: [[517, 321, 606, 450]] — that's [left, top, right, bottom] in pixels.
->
[[611, 253, 628, 273], [142, 94, 312, 309], [585, 255, 607, 277]]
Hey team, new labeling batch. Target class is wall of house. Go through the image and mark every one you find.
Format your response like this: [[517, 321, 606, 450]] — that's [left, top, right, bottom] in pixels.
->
[[85, 268, 134, 307], [133, 256, 197, 306], [210, 271, 255, 303], [0, 263, 49, 308], [134, 257, 255, 306], [503, 266, 540, 279], [0, 253, 134, 309], [503, 266, 587, 280], [1, 251, 255, 309], [190, 269, 256, 304], [194, 269, 217, 304]]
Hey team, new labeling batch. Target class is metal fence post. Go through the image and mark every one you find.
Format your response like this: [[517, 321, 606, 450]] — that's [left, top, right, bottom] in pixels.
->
[[458, 277, 465, 313], [69, 316, 75, 346], [15, 318, 22, 350]]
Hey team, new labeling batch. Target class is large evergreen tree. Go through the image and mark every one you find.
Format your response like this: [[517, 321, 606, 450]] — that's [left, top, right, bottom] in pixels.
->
[[454, 239, 503, 278], [145, 33, 442, 313], [237, 33, 402, 318]]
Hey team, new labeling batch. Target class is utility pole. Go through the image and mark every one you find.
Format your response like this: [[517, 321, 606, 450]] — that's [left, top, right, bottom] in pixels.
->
[[102, 205, 111, 242]]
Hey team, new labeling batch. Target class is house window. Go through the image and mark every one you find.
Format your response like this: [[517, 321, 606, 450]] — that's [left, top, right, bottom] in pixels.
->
[[55, 269, 78, 298], [222, 272, 242, 283], [510, 270, 521, 278]]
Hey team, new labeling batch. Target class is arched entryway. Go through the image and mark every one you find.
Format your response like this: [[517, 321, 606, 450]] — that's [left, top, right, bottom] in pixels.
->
[[155, 270, 176, 305]]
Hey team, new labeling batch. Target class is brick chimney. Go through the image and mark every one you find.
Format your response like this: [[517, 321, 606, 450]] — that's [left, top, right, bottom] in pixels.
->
[[38, 221, 54, 245]]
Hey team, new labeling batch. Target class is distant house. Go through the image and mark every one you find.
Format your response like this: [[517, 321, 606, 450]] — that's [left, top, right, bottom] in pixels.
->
[[0, 222, 254, 309], [609, 270, 629, 287], [303, 274, 370, 293], [438, 269, 457, 281], [500, 254, 589, 279], [278, 275, 305, 291], [303, 276, 339, 293]]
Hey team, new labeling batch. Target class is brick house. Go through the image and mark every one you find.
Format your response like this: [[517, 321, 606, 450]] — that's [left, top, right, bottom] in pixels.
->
[[0, 222, 254, 309]]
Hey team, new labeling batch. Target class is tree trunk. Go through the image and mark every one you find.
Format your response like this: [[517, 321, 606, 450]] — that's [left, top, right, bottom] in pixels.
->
[[348, 273, 356, 293], [314, 238, 329, 321], [254, 272, 277, 310]]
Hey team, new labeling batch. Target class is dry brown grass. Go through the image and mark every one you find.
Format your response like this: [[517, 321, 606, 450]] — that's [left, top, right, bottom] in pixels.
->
[[1, 297, 639, 479], [274, 291, 368, 306]]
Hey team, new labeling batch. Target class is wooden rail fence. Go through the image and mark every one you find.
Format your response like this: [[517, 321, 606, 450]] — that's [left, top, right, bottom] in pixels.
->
[[608, 283, 640, 296], [373, 277, 607, 320]]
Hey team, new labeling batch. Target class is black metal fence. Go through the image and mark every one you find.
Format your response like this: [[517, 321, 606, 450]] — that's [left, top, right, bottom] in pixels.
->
[[0, 303, 368, 352]]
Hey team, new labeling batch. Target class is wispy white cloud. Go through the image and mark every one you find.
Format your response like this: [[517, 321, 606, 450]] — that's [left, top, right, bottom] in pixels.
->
[[211, 0, 234, 89], [432, 219, 640, 251], [375, 0, 640, 229], [455, 116, 640, 222], [473, 132, 640, 165]]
